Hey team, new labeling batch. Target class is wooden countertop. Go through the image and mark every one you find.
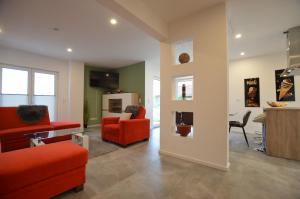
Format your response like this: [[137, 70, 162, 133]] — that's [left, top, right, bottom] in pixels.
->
[[264, 107, 300, 111]]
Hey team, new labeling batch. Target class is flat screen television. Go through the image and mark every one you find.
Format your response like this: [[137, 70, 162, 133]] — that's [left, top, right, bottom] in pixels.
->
[[90, 71, 119, 89]]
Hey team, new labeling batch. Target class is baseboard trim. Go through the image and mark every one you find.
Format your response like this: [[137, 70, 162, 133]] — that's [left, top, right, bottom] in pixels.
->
[[159, 149, 230, 171]]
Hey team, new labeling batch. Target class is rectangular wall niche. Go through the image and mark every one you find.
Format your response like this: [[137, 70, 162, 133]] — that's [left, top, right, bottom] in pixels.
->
[[173, 40, 193, 65], [172, 111, 194, 138], [173, 75, 193, 100]]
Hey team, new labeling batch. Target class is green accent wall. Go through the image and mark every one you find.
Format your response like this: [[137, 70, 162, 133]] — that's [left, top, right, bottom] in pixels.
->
[[115, 62, 145, 105], [84, 62, 145, 126]]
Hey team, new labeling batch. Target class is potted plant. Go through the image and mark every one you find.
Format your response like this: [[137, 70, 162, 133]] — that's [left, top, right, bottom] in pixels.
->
[[83, 99, 89, 129]]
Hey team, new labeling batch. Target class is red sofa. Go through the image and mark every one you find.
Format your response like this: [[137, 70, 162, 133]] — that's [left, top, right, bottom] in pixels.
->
[[0, 141, 88, 199], [0, 107, 80, 152], [101, 106, 150, 146]]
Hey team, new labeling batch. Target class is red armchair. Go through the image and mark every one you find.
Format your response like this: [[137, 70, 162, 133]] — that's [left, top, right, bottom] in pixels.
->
[[101, 107, 150, 146]]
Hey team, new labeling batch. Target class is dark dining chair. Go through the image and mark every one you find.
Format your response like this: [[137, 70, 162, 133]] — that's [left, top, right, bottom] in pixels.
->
[[176, 112, 193, 125], [229, 111, 251, 147]]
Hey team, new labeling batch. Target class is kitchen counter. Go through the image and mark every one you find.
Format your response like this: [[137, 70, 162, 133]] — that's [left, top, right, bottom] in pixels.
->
[[265, 107, 300, 160], [264, 107, 300, 110]]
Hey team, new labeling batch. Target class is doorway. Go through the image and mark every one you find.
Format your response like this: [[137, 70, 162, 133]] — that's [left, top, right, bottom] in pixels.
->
[[152, 78, 160, 128]]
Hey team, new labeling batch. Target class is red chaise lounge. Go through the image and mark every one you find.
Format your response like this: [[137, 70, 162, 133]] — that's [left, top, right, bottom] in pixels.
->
[[0, 141, 88, 199], [0, 107, 80, 152], [101, 106, 150, 146]]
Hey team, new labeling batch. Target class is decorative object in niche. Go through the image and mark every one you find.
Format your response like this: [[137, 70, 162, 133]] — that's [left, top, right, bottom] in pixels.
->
[[178, 52, 190, 64], [275, 69, 295, 101], [244, 78, 260, 107], [175, 40, 193, 65], [267, 101, 287, 107], [176, 112, 193, 137], [182, 84, 186, 100], [174, 76, 193, 100], [177, 124, 191, 137]]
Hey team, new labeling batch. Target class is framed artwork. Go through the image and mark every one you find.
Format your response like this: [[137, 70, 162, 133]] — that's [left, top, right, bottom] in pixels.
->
[[244, 78, 260, 107], [275, 69, 295, 101]]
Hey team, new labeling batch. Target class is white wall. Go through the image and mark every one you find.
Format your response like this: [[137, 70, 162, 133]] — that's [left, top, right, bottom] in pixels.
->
[[145, 59, 160, 128], [68, 61, 85, 126], [229, 52, 300, 133], [160, 3, 229, 170], [0, 46, 84, 125]]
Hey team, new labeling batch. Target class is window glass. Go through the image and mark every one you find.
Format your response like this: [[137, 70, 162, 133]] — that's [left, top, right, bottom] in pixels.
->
[[2, 68, 28, 94], [34, 72, 55, 95]]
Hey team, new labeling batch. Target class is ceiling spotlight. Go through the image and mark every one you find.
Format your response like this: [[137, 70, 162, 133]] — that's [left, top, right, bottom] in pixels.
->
[[240, 52, 245, 56], [235, 33, 242, 39], [67, 48, 73, 53], [110, 18, 117, 25]]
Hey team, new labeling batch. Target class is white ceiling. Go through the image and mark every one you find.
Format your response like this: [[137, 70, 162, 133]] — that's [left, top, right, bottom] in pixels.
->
[[228, 0, 300, 61], [0, 0, 299, 66], [141, 0, 224, 23], [0, 0, 159, 67]]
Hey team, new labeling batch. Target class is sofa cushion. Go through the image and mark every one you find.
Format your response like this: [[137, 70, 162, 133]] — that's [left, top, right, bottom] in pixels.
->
[[104, 124, 120, 135], [119, 113, 132, 121], [0, 141, 88, 195], [0, 107, 50, 130], [0, 125, 53, 138], [50, 121, 81, 130], [125, 105, 140, 118], [16, 105, 48, 124]]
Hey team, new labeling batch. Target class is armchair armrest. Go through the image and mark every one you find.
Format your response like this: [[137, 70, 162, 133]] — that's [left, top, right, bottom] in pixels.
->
[[120, 119, 150, 127], [119, 119, 150, 144], [102, 117, 119, 125]]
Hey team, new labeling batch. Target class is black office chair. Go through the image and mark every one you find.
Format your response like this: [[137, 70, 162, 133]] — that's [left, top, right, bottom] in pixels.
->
[[229, 111, 251, 147]]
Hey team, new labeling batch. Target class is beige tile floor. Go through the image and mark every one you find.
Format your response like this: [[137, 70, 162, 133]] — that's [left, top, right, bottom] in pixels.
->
[[57, 128, 300, 199]]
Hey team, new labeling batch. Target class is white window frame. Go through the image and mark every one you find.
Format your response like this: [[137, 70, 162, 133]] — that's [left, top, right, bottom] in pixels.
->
[[32, 69, 58, 120], [0, 63, 58, 120]]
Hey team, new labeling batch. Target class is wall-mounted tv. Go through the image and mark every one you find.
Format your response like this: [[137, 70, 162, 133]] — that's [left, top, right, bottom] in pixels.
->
[[90, 71, 119, 89]]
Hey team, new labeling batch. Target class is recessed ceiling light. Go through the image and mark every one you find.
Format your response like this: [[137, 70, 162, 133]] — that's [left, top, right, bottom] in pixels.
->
[[240, 52, 245, 56], [67, 48, 73, 52], [235, 33, 242, 39], [0, 28, 2, 33], [110, 18, 117, 25]]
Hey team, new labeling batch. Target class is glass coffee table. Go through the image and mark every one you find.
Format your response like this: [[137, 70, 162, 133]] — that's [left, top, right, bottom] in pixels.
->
[[25, 128, 89, 150]]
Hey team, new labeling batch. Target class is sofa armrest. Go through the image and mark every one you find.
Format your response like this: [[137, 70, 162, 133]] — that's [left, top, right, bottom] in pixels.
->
[[102, 117, 119, 125], [50, 121, 80, 130]]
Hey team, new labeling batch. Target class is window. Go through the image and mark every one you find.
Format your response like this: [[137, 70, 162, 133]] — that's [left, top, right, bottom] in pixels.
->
[[1, 67, 29, 106], [33, 72, 57, 120], [34, 72, 55, 95], [153, 79, 160, 128], [0, 64, 57, 120]]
